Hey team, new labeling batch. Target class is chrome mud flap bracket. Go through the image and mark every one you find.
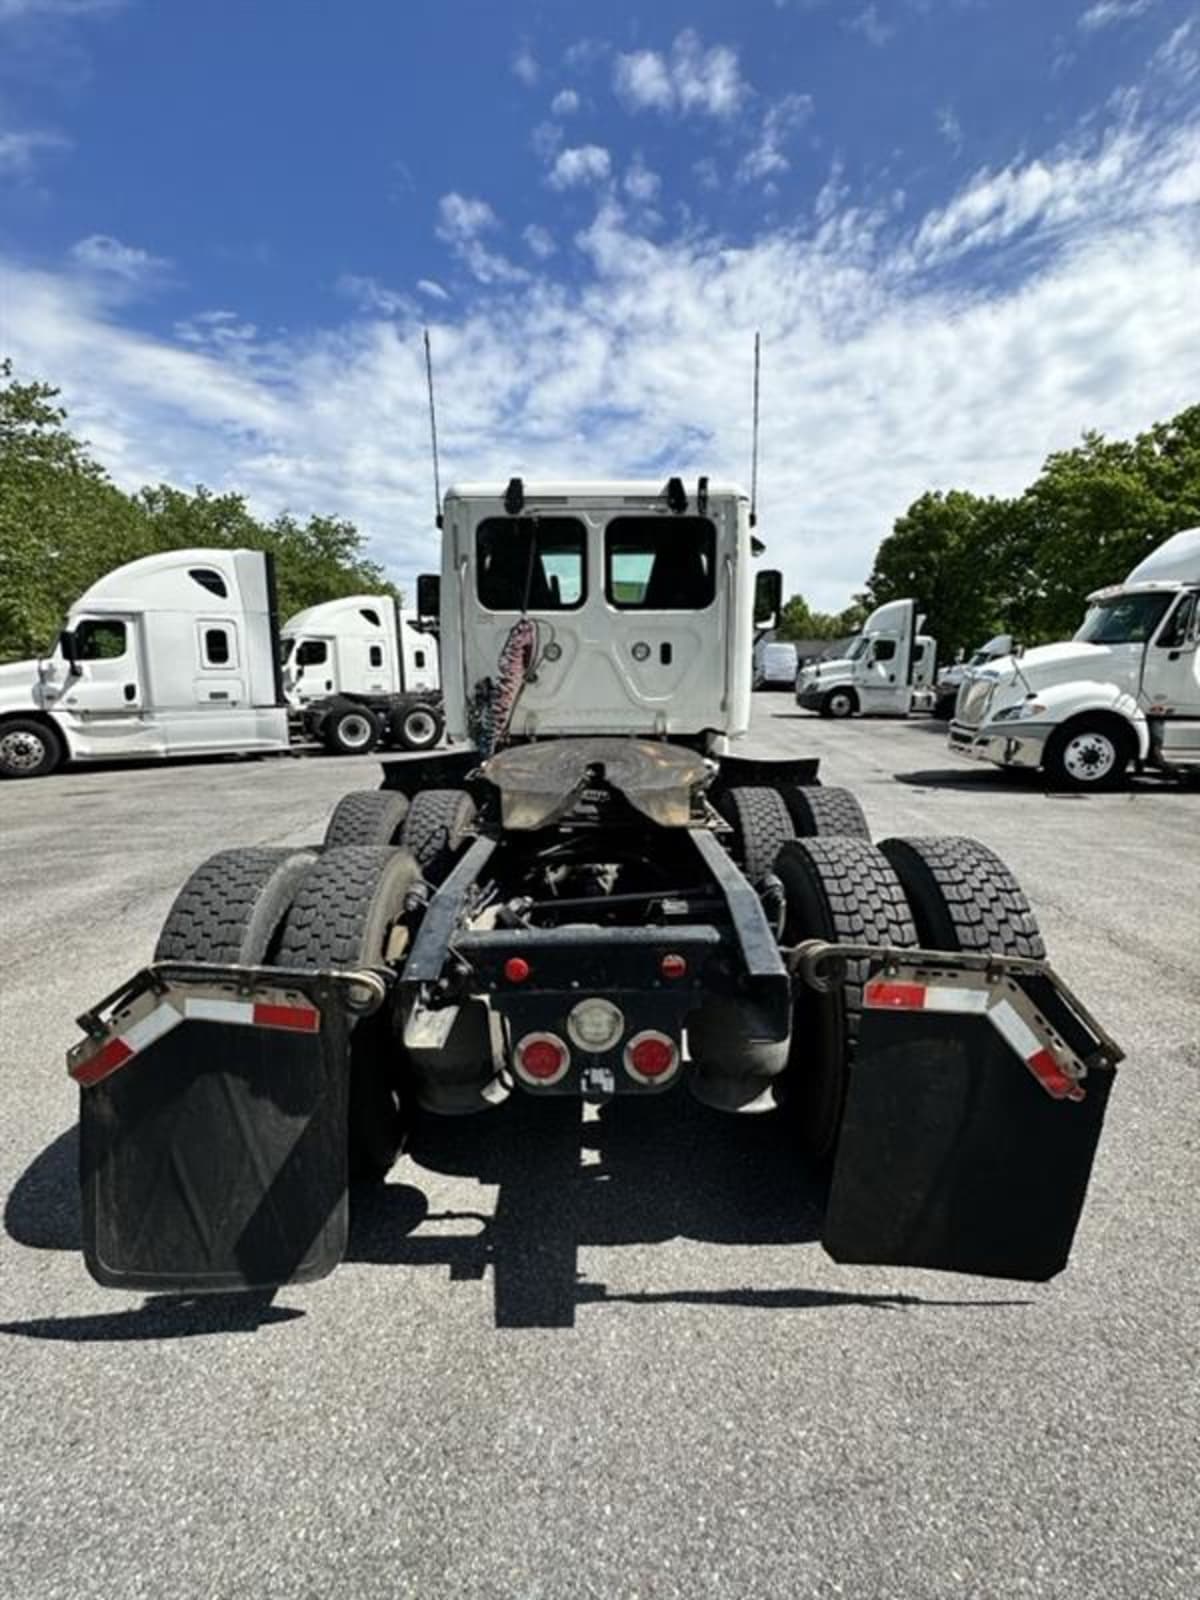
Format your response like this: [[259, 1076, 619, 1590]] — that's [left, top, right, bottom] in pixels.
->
[[69, 962, 387, 1294], [792, 942, 1124, 1281]]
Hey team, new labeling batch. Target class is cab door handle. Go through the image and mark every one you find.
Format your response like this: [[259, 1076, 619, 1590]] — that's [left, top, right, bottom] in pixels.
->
[[124, 683, 137, 702]]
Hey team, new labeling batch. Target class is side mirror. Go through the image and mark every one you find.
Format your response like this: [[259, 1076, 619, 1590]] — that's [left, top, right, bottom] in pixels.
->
[[59, 628, 83, 676], [417, 573, 441, 621], [754, 569, 782, 627]]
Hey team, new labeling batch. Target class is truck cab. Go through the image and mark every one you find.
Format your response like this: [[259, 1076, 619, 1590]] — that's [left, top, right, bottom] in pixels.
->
[[950, 528, 1200, 786], [0, 548, 290, 779], [794, 599, 936, 718], [437, 477, 775, 753], [280, 595, 439, 709]]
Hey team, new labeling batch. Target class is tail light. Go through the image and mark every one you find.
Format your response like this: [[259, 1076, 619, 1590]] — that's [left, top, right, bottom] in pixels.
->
[[513, 1031, 570, 1087], [624, 1030, 679, 1084]]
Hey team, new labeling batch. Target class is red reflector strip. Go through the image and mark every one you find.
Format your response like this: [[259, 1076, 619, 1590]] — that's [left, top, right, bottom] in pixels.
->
[[72, 1035, 134, 1087], [1026, 1046, 1085, 1102], [252, 1002, 320, 1033], [864, 980, 927, 1010]]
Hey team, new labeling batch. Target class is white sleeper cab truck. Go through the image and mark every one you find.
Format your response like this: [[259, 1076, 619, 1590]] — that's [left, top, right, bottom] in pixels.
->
[[0, 548, 291, 779], [795, 599, 937, 717], [933, 635, 1013, 722], [950, 528, 1200, 788], [280, 595, 444, 755], [68, 477, 1123, 1303]]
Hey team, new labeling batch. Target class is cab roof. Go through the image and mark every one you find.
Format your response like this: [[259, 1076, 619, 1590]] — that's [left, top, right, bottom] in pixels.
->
[[445, 480, 748, 503]]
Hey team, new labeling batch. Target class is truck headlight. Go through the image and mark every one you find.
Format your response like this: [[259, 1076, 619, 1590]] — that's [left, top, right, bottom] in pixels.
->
[[993, 701, 1045, 722]]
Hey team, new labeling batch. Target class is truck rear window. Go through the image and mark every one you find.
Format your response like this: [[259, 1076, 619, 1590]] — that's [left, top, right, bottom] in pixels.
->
[[475, 518, 586, 611], [605, 517, 716, 610]]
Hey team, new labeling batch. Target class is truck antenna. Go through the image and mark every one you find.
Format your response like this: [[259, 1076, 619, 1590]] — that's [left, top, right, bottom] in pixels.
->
[[749, 331, 761, 529], [424, 326, 444, 530]]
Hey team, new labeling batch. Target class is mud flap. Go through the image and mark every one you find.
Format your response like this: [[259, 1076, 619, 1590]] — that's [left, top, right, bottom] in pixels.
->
[[71, 965, 379, 1294], [823, 1008, 1115, 1281]]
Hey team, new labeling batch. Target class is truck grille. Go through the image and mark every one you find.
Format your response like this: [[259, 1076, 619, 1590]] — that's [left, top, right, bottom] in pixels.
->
[[956, 678, 994, 728]]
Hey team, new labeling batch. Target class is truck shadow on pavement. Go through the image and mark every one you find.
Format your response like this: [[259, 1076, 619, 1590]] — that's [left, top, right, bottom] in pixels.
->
[[3, 1095, 1027, 1339]]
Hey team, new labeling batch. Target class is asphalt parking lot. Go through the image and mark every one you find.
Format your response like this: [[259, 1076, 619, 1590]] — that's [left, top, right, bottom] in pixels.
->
[[1, 703, 1197, 1599]]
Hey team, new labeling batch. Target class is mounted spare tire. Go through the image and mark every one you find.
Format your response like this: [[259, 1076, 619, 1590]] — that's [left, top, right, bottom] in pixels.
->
[[278, 846, 422, 1181], [323, 702, 381, 757], [775, 837, 917, 1163], [155, 846, 317, 965]]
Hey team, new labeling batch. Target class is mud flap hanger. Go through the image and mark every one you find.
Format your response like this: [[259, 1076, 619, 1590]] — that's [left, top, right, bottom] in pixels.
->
[[790, 941, 1125, 1282]]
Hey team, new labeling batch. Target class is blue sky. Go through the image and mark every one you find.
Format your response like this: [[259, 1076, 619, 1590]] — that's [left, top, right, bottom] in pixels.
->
[[1, 0, 1197, 606]]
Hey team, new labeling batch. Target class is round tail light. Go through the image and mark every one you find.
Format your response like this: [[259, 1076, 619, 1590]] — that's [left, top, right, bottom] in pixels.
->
[[624, 1030, 679, 1084], [513, 1031, 570, 1086], [567, 997, 625, 1052]]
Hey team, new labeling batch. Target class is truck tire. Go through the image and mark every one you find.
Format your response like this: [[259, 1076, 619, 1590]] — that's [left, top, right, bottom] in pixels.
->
[[785, 785, 871, 840], [154, 846, 317, 965], [400, 788, 477, 883], [323, 703, 381, 757], [716, 786, 796, 885], [0, 718, 64, 780], [394, 703, 444, 752], [1042, 716, 1132, 791], [821, 688, 857, 719], [774, 838, 917, 1163], [324, 789, 411, 849], [279, 846, 422, 1181], [879, 836, 1045, 959]]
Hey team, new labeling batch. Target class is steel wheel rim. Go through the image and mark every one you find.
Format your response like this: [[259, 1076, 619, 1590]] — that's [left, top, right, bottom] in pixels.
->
[[1, 730, 47, 771], [338, 714, 373, 749], [404, 710, 437, 745], [1064, 732, 1116, 781], [830, 694, 852, 717]]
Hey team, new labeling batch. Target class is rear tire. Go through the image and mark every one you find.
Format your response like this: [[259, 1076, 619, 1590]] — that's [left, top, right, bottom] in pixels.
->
[[0, 718, 64, 779], [279, 846, 422, 1181], [323, 789, 410, 849], [323, 703, 381, 756], [715, 786, 795, 885], [784, 785, 870, 840], [775, 838, 917, 1163], [400, 788, 478, 883], [395, 704, 444, 752], [879, 836, 1045, 959], [155, 847, 317, 964]]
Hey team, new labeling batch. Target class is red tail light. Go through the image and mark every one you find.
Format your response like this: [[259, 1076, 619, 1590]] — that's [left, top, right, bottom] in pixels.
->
[[624, 1030, 679, 1084], [513, 1031, 570, 1086], [504, 957, 531, 984]]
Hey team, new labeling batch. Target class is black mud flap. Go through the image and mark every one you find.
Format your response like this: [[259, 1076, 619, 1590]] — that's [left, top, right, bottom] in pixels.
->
[[72, 965, 378, 1294], [823, 1008, 1116, 1281]]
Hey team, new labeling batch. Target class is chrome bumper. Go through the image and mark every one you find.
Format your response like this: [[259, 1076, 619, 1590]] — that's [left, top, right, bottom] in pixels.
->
[[948, 720, 1053, 770]]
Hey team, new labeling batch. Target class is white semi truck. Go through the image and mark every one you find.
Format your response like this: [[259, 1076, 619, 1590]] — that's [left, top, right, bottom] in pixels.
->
[[950, 528, 1200, 787], [794, 598, 937, 718], [0, 548, 443, 779], [68, 476, 1121, 1298], [933, 635, 1013, 722]]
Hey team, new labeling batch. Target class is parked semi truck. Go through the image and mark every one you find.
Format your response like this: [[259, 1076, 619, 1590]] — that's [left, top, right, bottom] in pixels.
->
[[0, 549, 443, 778], [950, 528, 1200, 787], [933, 635, 1013, 722], [69, 477, 1120, 1295], [794, 599, 937, 717]]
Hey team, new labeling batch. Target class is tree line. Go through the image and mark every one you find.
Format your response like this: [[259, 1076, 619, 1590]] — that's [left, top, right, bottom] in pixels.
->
[[0, 359, 399, 661], [778, 402, 1200, 659]]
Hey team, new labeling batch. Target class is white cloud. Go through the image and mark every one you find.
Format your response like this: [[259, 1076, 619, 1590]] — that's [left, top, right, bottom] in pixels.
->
[[2, 112, 1197, 609], [547, 143, 611, 189], [693, 157, 720, 190], [848, 5, 896, 48], [417, 278, 449, 301], [613, 30, 747, 119], [623, 156, 661, 203], [1078, 0, 1154, 32], [0, 0, 121, 17], [69, 233, 168, 283], [937, 106, 964, 153], [1154, 19, 1198, 81], [739, 93, 814, 183], [337, 274, 409, 315], [0, 126, 68, 177], [523, 223, 556, 259], [435, 192, 527, 285], [550, 89, 580, 116], [511, 44, 538, 85]]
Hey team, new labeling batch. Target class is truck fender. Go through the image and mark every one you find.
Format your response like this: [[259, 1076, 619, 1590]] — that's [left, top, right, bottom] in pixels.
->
[[1027, 683, 1148, 760]]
